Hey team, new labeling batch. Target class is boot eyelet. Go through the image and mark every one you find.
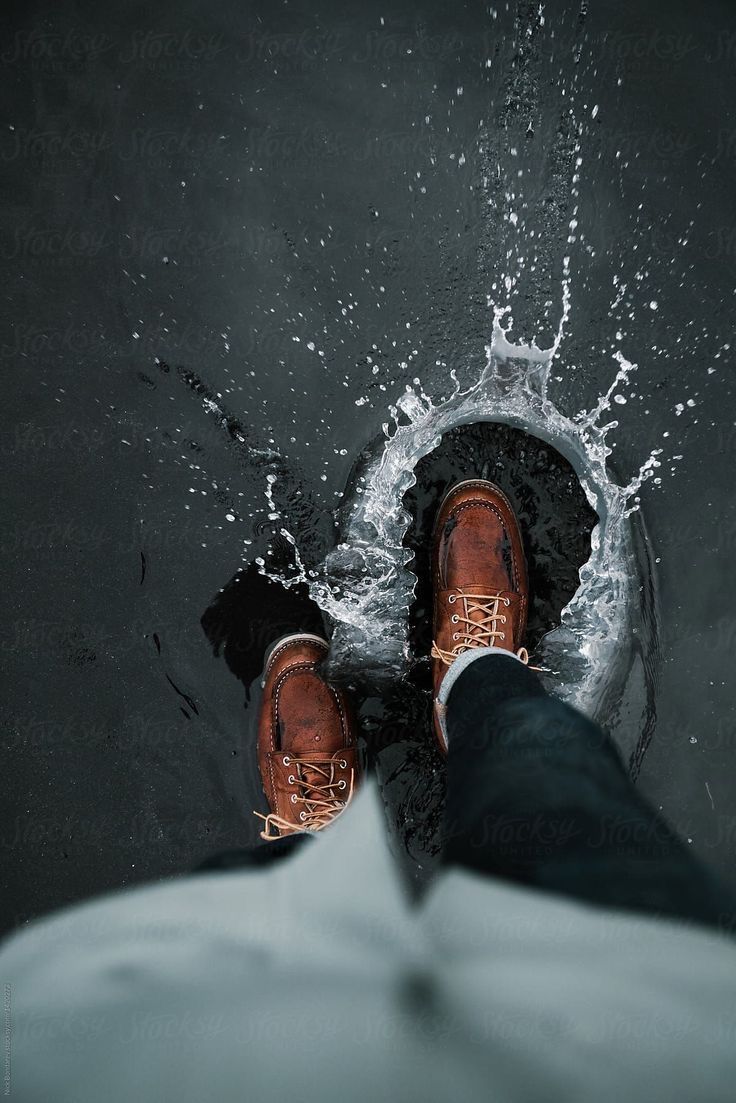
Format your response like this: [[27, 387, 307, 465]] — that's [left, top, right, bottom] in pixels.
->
[[339, 759, 347, 769], [290, 793, 298, 804], [453, 633, 459, 640], [451, 614, 459, 623], [500, 616, 506, 624], [448, 594, 456, 604], [288, 775, 295, 784], [282, 755, 291, 766], [300, 811, 306, 821], [338, 779, 347, 789], [500, 633, 505, 641], [505, 599, 510, 607]]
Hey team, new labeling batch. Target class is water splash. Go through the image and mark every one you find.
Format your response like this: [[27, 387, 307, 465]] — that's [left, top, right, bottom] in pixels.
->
[[256, 299, 661, 736]]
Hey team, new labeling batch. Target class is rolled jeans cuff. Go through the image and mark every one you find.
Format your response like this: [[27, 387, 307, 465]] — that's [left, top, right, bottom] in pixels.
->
[[436, 648, 525, 748]]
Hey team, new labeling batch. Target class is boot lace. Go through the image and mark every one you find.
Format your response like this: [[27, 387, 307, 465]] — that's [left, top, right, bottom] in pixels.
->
[[255, 757, 355, 841], [431, 590, 532, 666]]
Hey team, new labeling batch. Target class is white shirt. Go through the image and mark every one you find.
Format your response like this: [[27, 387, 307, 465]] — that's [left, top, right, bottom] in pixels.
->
[[3, 782, 736, 1102]]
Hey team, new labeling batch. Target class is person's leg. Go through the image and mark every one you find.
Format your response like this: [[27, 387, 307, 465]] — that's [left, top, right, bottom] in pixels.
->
[[443, 649, 736, 932]]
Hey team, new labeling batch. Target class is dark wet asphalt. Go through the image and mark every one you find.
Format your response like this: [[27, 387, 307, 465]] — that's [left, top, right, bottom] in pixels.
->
[[3, 0, 736, 933]]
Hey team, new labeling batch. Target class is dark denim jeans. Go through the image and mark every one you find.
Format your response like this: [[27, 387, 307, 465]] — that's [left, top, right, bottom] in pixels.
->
[[200, 653, 736, 934], [443, 653, 736, 933]]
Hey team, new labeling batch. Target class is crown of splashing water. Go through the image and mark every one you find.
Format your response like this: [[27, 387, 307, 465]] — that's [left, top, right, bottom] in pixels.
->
[[257, 301, 661, 733]]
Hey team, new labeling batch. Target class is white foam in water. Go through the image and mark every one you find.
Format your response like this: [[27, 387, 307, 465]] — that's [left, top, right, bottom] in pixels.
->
[[258, 291, 661, 721]]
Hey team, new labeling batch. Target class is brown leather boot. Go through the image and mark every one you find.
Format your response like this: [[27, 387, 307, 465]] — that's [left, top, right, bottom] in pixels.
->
[[255, 633, 360, 840], [431, 480, 530, 752]]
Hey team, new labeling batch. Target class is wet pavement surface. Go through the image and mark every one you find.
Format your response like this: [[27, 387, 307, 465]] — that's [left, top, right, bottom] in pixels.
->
[[4, 0, 736, 932]]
